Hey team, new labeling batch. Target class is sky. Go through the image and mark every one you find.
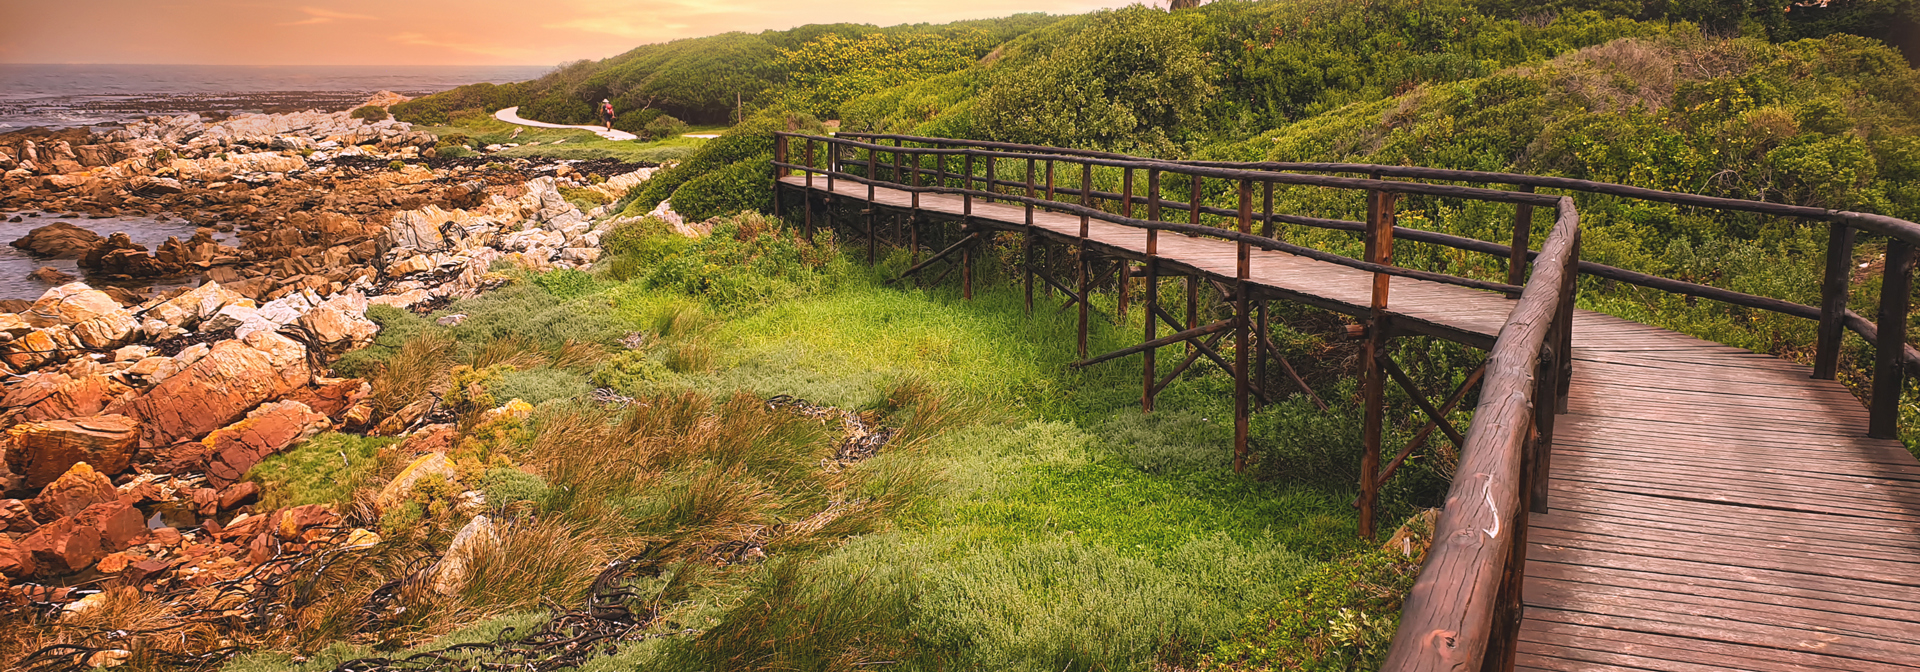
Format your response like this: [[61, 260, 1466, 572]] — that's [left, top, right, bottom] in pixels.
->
[[0, 0, 1139, 66]]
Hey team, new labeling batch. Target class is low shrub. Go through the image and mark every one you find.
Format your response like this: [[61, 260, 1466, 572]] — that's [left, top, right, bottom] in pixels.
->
[[642, 114, 691, 140], [350, 105, 390, 122]]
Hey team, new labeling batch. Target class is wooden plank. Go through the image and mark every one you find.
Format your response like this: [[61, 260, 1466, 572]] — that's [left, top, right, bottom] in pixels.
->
[[1518, 622, 1920, 672]]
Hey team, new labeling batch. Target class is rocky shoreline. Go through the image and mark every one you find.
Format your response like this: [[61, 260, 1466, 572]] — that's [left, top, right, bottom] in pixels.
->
[[0, 97, 664, 633]]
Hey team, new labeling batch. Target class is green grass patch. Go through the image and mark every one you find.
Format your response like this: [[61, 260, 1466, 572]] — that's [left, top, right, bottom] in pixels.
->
[[246, 432, 399, 510]]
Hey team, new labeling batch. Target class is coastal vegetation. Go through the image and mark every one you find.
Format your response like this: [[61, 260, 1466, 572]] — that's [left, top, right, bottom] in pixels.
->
[[8, 0, 1911, 670]]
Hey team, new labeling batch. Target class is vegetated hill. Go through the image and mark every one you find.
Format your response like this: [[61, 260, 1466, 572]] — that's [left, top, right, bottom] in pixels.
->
[[391, 13, 1064, 129]]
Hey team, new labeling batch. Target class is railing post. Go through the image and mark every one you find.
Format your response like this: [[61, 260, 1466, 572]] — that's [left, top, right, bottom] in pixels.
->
[[1507, 185, 1536, 300], [1119, 167, 1135, 321], [867, 147, 878, 265], [1078, 161, 1093, 359], [803, 137, 816, 238], [985, 154, 997, 203], [1144, 168, 1161, 414], [826, 137, 835, 195], [1234, 178, 1253, 474], [1556, 229, 1579, 414], [963, 152, 974, 217], [1359, 179, 1396, 540], [1815, 222, 1856, 380], [1871, 239, 1913, 439], [1261, 180, 1276, 240], [935, 144, 946, 189], [891, 138, 903, 185], [1186, 174, 1201, 357]]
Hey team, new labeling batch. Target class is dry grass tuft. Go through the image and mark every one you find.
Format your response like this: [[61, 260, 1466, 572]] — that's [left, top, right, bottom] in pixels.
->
[[469, 334, 550, 371], [370, 330, 457, 418], [552, 339, 609, 370], [459, 516, 611, 614]]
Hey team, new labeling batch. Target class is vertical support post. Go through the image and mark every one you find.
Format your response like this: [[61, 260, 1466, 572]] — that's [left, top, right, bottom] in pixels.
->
[[1815, 222, 1856, 380], [1257, 301, 1270, 406], [985, 154, 997, 203], [1144, 169, 1161, 413], [935, 144, 946, 189], [1025, 158, 1036, 314], [1556, 231, 1579, 414], [1358, 184, 1397, 540], [1261, 180, 1276, 239], [825, 137, 835, 194], [804, 137, 815, 239], [1119, 167, 1135, 321], [893, 138, 903, 183], [963, 153, 974, 217], [867, 147, 877, 265], [1488, 419, 1535, 672], [962, 242, 974, 301], [1507, 185, 1536, 300], [1532, 343, 1560, 513], [1234, 179, 1253, 473], [1078, 161, 1093, 359], [1871, 239, 1913, 439], [773, 135, 787, 218], [909, 150, 921, 263], [1045, 160, 1056, 204]]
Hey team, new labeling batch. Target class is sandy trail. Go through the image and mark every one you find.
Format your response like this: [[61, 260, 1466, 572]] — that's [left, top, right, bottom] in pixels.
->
[[495, 106, 638, 141]]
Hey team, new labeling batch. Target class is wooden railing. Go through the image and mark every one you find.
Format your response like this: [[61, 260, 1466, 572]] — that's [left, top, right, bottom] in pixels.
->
[[768, 131, 1917, 671], [839, 132, 1920, 439]]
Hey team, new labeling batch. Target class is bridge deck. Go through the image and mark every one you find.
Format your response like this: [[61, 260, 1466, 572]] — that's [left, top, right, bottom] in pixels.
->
[[783, 176, 1920, 670]]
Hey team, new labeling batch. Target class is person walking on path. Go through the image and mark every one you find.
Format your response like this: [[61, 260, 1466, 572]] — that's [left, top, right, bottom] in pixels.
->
[[600, 99, 616, 131]]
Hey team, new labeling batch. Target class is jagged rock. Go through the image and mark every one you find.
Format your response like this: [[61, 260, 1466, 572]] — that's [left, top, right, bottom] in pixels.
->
[[29, 462, 119, 520], [111, 345, 153, 362], [200, 303, 276, 339], [5, 371, 72, 414], [201, 400, 329, 487], [298, 293, 377, 354], [217, 482, 260, 510], [74, 500, 147, 551], [375, 452, 457, 511], [118, 330, 310, 447], [271, 504, 337, 541], [5, 415, 140, 487], [20, 374, 124, 422], [29, 266, 75, 284], [20, 517, 102, 575], [0, 536, 36, 579], [9, 222, 104, 258], [128, 175, 184, 195], [143, 281, 245, 329], [3, 328, 62, 370], [285, 378, 371, 420], [0, 499, 38, 533], [24, 283, 121, 328], [70, 308, 139, 349], [0, 312, 31, 336]]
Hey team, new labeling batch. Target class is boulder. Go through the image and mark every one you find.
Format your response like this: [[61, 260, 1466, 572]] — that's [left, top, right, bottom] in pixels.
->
[[129, 175, 184, 195], [29, 266, 75, 284], [200, 303, 276, 339], [74, 500, 147, 551], [9, 222, 104, 258], [2, 328, 61, 371], [0, 499, 38, 533], [24, 282, 121, 328], [29, 462, 119, 520], [119, 330, 310, 447], [70, 308, 139, 349], [19, 374, 123, 422], [217, 482, 260, 510], [142, 281, 244, 329], [201, 400, 329, 487], [5, 415, 140, 487], [432, 514, 495, 594], [0, 535, 36, 579], [298, 293, 378, 354], [272, 504, 338, 541], [2, 371, 72, 412], [285, 378, 371, 420], [375, 452, 457, 511], [20, 517, 103, 575]]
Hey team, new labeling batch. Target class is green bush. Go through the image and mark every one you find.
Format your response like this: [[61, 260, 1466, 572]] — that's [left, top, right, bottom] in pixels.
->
[[479, 467, 553, 510], [247, 432, 399, 510], [350, 105, 390, 122], [662, 158, 769, 221], [625, 109, 825, 214], [491, 366, 593, 405], [642, 114, 691, 140]]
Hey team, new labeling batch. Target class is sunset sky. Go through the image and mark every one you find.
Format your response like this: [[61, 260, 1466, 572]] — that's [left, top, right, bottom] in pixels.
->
[[2, 1, 1138, 66]]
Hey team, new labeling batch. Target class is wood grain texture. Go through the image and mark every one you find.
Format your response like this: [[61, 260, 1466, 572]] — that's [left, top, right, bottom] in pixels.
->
[[779, 176, 1920, 672]]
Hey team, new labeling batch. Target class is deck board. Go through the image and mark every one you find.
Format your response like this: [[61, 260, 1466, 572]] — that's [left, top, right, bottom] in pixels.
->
[[783, 176, 1920, 670]]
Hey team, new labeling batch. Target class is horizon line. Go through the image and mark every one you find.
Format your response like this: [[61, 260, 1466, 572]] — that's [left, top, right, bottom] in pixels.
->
[[0, 62, 554, 68]]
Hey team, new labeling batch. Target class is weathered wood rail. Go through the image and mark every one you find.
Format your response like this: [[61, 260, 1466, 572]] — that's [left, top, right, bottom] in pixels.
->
[[768, 132, 1920, 671]]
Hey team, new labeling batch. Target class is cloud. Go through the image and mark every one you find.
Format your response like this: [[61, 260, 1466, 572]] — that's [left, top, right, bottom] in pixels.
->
[[278, 6, 379, 26]]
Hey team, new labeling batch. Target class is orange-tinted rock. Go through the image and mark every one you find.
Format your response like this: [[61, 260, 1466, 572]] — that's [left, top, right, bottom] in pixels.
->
[[6, 415, 140, 487], [9, 222, 104, 258], [1, 371, 69, 410], [285, 378, 370, 420], [95, 551, 144, 574], [0, 499, 37, 533], [216, 482, 260, 510], [119, 331, 310, 447], [21, 517, 103, 575], [124, 558, 170, 584], [148, 527, 182, 547], [247, 532, 272, 564], [0, 535, 35, 579], [201, 400, 329, 487], [191, 488, 218, 516], [30, 462, 118, 520], [20, 374, 124, 422], [24, 283, 121, 328], [75, 500, 147, 551], [218, 513, 266, 541], [273, 504, 337, 541]]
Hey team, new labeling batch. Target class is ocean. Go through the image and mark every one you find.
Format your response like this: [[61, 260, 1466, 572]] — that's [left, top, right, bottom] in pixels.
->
[[0, 63, 552, 130]]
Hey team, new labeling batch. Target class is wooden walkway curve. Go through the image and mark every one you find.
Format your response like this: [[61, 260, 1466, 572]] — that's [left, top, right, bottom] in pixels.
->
[[779, 174, 1920, 672]]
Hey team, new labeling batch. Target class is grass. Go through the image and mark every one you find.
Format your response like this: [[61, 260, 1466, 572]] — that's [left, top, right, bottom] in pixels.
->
[[413, 112, 716, 164], [207, 212, 1425, 672]]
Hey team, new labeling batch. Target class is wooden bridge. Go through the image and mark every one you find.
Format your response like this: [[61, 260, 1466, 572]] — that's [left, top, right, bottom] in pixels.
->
[[768, 132, 1920, 672]]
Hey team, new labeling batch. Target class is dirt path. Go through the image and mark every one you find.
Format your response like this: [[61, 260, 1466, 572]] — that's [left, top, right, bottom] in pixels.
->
[[495, 106, 638, 141]]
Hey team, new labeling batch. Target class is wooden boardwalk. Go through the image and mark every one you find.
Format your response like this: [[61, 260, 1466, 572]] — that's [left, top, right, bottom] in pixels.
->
[[782, 175, 1920, 671]]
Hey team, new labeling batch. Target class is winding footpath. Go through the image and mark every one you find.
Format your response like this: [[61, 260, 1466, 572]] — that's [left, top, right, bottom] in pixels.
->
[[494, 106, 638, 141]]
